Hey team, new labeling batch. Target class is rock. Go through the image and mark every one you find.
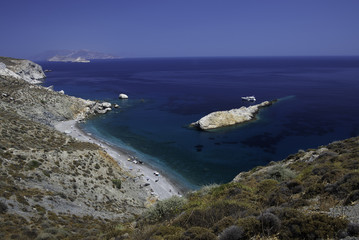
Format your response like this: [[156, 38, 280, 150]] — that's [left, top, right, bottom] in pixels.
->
[[59, 90, 65, 94], [119, 93, 128, 99], [190, 100, 275, 130], [101, 102, 112, 108], [0, 57, 46, 84], [114, 104, 120, 108]]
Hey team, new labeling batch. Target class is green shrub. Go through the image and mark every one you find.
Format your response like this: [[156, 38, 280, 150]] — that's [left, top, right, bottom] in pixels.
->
[[144, 196, 186, 223], [267, 165, 296, 182], [112, 179, 122, 189], [218, 225, 244, 240], [279, 213, 347, 239], [212, 217, 236, 235], [180, 227, 216, 240], [27, 160, 41, 170], [257, 212, 281, 236], [0, 201, 8, 213], [237, 216, 260, 238], [154, 225, 184, 238], [174, 201, 245, 229], [348, 223, 359, 237]]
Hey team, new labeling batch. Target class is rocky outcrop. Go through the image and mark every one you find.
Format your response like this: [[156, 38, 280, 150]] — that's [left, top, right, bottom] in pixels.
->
[[0, 58, 112, 125], [190, 100, 275, 130], [0, 57, 46, 84], [119, 93, 129, 99]]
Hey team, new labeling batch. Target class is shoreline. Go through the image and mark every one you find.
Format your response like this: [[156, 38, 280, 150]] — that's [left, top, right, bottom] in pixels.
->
[[54, 119, 185, 200]]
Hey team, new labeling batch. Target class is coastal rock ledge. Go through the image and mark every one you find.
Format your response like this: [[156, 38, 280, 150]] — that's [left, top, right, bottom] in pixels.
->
[[190, 100, 275, 130]]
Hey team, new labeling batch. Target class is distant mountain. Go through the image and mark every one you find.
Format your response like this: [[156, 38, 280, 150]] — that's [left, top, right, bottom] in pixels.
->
[[31, 49, 120, 62]]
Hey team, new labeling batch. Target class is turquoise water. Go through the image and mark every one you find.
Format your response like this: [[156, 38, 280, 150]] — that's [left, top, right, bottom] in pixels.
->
[[41, 57, 359, 189]]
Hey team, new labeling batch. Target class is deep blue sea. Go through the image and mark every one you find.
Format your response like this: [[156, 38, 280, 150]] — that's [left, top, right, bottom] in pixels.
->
[[40, 57, 359, 189]]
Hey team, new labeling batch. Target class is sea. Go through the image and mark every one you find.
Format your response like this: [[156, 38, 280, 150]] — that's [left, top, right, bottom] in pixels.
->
[[40, 57, 359, 190]]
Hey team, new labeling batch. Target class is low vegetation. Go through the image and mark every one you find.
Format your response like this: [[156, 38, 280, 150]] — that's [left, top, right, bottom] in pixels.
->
[[113, 136, 359, 240]]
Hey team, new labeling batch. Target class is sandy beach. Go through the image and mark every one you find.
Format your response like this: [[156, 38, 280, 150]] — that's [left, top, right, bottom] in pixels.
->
[[54, 120, 183, 200]]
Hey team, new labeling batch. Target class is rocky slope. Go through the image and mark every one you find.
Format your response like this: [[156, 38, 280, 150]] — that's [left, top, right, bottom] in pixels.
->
[[190, 100, 275, 130], [121, 137, 359, 239], [0, 58, 152, 239]]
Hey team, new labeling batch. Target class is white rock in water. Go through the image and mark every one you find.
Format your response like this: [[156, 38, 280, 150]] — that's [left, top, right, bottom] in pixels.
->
[[102, 102, 112, 108], [59, 90, 65, 94], [191, 101, 273, 130], [119, 93, 128, 99], [0, 59, 46, 84]]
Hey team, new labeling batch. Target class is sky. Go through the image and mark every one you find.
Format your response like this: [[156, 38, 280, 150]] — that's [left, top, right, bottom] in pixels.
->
[[1, 0, 359, 58]]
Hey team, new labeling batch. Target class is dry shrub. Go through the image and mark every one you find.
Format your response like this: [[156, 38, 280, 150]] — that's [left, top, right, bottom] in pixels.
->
[[218, 225, 244, 240]]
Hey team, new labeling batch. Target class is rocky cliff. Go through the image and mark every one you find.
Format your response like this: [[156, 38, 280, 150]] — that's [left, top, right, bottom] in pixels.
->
[[0, 56, 46, 84], [191, 100, 274, 130]]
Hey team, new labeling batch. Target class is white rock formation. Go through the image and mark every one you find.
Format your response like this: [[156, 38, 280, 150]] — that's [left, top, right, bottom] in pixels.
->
[[101, 102, 112, 108], [0, 58, 46, 84], [191, 101, 273, 130], [119, 93, 128, 99]]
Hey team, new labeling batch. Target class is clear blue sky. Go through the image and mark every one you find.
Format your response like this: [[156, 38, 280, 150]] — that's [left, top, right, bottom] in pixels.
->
[[1, 0, 359, 58]]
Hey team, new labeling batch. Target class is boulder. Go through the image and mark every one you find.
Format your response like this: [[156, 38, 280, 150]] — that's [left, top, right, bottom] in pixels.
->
[[101, 102, 112, 108], [119, 93, 128, 99], [190, 101, 274, 130]]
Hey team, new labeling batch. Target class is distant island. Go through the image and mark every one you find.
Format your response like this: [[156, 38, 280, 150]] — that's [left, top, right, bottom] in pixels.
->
[[31, 49, 120, 63]]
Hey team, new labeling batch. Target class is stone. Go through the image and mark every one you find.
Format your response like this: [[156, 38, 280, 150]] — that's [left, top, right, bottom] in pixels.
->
[[59, 90, 65, 94], [114, 104, 120, 108], [101, 102, 112, 108], [119, 93, 128, 99], [190, 100, 275, 130], [0, 58, 46, 84]]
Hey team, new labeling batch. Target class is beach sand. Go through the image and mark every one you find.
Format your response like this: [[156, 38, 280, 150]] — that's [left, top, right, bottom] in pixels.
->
[[54, 120, 183, 200]]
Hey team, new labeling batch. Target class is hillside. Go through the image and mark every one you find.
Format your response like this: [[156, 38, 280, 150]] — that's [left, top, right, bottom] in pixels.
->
[[0, 57, 151, 239], [120, 138, 359, 239]]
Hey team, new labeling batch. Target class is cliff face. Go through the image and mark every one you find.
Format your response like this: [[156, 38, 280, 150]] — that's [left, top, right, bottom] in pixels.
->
[[0, 57, 46, 84]]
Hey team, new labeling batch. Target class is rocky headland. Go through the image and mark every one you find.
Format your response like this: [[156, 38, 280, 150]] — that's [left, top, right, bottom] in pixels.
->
[[0, 57, 46, 84], [190, 100, 275, 130]]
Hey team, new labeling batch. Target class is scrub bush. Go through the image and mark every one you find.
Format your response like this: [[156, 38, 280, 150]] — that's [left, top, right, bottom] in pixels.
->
[[257, 213, 281, 236], [219, 225, 244, 240], [144, 196, 186, 223]]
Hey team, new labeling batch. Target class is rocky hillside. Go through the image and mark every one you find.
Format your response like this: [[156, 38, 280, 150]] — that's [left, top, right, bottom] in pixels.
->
[[0, 58, 152, 239], [120, 137, 359, 240]]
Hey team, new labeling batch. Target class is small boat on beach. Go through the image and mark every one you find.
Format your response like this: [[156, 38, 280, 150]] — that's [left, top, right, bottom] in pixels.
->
[[241, 96, 256, 101]]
